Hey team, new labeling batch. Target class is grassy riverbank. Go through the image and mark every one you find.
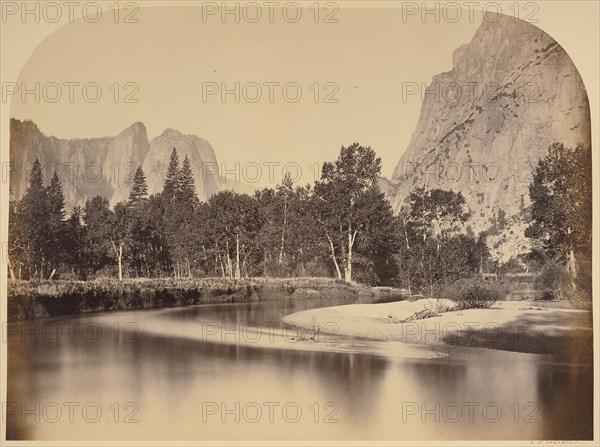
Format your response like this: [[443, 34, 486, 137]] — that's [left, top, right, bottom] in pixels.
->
[[7, 277, 379, 321], [282, 298, 593, 362]]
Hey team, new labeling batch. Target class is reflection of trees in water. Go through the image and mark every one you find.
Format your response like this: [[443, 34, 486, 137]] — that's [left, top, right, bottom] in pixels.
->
[[298, 351, 391, 428], [132, 335, 392, 429], [407, 360, 467, 387], [122, 330, 391, 394], [12, 309, 593, 441], [399, 360, 468, 404], [535, 365, 593, 440], [6, 342, 32, 440], [163, 296, 375, 326]]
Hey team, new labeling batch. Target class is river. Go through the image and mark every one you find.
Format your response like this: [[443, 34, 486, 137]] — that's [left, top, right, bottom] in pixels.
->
[[6, 296, 593, 441]]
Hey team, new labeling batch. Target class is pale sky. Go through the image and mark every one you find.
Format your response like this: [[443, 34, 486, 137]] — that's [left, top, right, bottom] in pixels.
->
[[6, 4, 482, 186], [6, 3, 598, 188]]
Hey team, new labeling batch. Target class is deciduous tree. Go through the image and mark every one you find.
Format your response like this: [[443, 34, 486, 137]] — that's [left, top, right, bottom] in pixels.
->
[[525, 143, 592, 295]]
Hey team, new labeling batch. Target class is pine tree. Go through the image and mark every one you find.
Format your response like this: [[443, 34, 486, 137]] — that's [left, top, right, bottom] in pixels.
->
[[128, 166, 148, 206], [28, 158, 45, 191], [126, 166, 150, 277], [162, 148, 180, 202], [164, 155, 198, 277], [47, 171, 66, 219], [20, 158, 51, 278], [177, 155, 197, 205], [46, 171, 67, 277]]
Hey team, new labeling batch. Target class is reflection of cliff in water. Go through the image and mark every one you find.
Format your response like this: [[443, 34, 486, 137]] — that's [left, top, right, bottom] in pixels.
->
[[536, 365, 593, 439]]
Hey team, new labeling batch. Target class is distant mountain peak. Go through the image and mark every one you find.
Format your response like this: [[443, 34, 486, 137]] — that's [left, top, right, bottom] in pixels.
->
[[10, 119, 257, 209], [128, 121, 146, 131], [159, 127, 207, 140], [117, 121, 148, 139]]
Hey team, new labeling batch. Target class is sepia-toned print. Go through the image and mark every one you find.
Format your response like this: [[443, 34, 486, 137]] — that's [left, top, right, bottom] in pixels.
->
[[1, 1, 596, 445]]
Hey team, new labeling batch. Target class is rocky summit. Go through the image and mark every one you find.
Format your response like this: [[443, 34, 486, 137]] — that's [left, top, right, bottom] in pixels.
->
[[142, 127, 221, 202], [9, 119, 249, 208], [385, 14, 590, 261]]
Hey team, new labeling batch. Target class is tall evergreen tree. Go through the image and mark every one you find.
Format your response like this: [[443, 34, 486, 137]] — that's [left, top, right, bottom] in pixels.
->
[[177, 155, 197, 205], [20, 158, 50, 278], [28, 157, 45, 191], [161, 153, 198, 276], [125, 166, 152, 276], [128, 166, 148, 206], [162, 148, 180, 202], [47, 171, 66, 218]]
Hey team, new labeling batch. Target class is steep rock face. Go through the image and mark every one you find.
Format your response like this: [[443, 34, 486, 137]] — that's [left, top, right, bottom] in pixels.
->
[[142, 128, 221, 201], [9, 119, 150, 208], [9, 120, 246, 209], [388, 14, 590, 240]]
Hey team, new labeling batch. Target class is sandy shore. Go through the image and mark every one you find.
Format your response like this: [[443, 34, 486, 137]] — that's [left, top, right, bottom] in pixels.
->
[[282, 298, 593, 360]]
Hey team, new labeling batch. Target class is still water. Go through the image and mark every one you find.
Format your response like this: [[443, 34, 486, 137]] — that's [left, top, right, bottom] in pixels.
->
[[7, 296, 593, 441]]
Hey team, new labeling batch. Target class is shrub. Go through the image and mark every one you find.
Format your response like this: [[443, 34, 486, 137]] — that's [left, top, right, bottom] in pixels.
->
[[535, 261, 572, 300], [438, 277, 502, 309], [537, 290, 555, 301]]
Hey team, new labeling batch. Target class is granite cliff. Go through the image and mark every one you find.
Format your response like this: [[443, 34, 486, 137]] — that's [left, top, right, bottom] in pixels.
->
[[386, 14, 590, 261], [9, 119, 252, 208]]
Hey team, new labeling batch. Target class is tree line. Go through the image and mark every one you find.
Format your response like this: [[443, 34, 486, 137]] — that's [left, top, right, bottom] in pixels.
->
[[7, 142, 592, 299]]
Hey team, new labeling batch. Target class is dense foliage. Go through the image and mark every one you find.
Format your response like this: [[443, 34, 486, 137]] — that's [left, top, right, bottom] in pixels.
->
[[8, 141, 590, 300], [525, 143, 592, 299], [394, 187, 488, 295], [7, 145, 399, 285]]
